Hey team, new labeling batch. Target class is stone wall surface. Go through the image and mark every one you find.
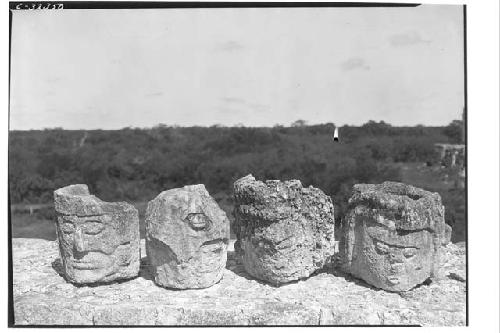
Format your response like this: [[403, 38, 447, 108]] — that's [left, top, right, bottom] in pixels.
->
[[13, 238, 466, 326]]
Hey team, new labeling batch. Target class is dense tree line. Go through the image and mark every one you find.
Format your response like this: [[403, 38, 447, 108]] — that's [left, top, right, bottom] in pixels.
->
[[9, 121, 460, 222]]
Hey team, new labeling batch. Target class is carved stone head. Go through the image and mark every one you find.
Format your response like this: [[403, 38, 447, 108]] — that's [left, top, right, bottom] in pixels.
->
[[340, 182, 446, 292], [233, 174, 336, 285], [54, 184, 140, 284], [145, 184, 229, 289]]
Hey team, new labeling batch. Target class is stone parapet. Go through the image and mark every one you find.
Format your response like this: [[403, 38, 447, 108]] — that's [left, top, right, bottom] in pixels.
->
[[13, 238, 465, 326]]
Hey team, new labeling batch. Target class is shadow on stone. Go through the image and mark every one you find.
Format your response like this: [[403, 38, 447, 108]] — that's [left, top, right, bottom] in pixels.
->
[[51, 258, 65, 278], [225, 250, 254, 280], [408, 277, 433, 290], [327, 267, 385, 292], [328, 266, 435, 295], [139, 256, 155, 282], [448, 272, 466, 283]]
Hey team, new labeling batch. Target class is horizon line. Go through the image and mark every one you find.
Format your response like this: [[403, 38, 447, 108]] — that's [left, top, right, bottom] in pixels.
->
[[8, 121, 459, 131]]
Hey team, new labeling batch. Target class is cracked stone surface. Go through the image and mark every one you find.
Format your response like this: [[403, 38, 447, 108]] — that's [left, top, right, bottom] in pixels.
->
[[145, 184, 230, 289], [53, 184, 140, 284], [233, 175, 336, 285], [13, 238, 465, 326], [339, 182, 448, 292]]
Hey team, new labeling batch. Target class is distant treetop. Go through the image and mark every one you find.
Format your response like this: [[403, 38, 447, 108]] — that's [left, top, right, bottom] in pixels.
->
[[291, 119, 308, 127]]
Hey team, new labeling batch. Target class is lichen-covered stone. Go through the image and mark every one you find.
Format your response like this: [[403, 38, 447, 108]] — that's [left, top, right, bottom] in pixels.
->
[[12, 238, 466, 326], [145, 184, 230, 289], [339, 181, 446, 292], [233, 174, 335, 285], [53, 184, 140, 284]]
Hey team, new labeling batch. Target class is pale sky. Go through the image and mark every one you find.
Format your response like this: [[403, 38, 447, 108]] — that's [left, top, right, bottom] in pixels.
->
[[10, 5, 464, 130]]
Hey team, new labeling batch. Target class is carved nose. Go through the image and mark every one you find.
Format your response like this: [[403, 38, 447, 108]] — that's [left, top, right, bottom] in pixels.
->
[[188, 197, 201, 212], [73, 229, 87, 254]]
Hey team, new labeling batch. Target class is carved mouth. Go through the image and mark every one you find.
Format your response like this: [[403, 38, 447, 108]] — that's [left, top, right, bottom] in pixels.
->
[[186, 213, 212, 230], [387, 276, 401, 285], [201, 238, 227, 253], [203, 244, 223, 253], [72, 261, 101, 270], [71, 252, 108, 270]]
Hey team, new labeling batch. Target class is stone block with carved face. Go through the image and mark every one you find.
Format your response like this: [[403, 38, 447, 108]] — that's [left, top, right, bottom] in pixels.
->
[[233, 175, 336, 285], [54, 184, 140, 284], [339, 181, 446, 292], [145, 185, 230, 289]]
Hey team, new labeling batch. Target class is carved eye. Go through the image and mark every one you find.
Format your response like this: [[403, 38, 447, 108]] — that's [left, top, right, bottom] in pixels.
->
[[403, 248, 417, 258], [375, 241, 390, 254], [185, 213, 211, 230], [82, 221, 105, 235], [60, 222, 75, 234]]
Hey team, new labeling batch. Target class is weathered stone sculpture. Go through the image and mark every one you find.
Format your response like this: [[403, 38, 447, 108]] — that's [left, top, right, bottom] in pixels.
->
[[145, 185, 230, 289], [233, 174, 336, 285], [339, 181, 446, 292], [54, 184, 140, 284]]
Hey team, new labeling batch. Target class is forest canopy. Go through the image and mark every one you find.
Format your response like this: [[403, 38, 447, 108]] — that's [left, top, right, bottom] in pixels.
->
[[9, 121, 462, 220]]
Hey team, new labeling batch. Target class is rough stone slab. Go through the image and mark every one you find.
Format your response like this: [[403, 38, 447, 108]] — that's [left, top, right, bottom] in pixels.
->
[[13, 238, 465, 326]]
